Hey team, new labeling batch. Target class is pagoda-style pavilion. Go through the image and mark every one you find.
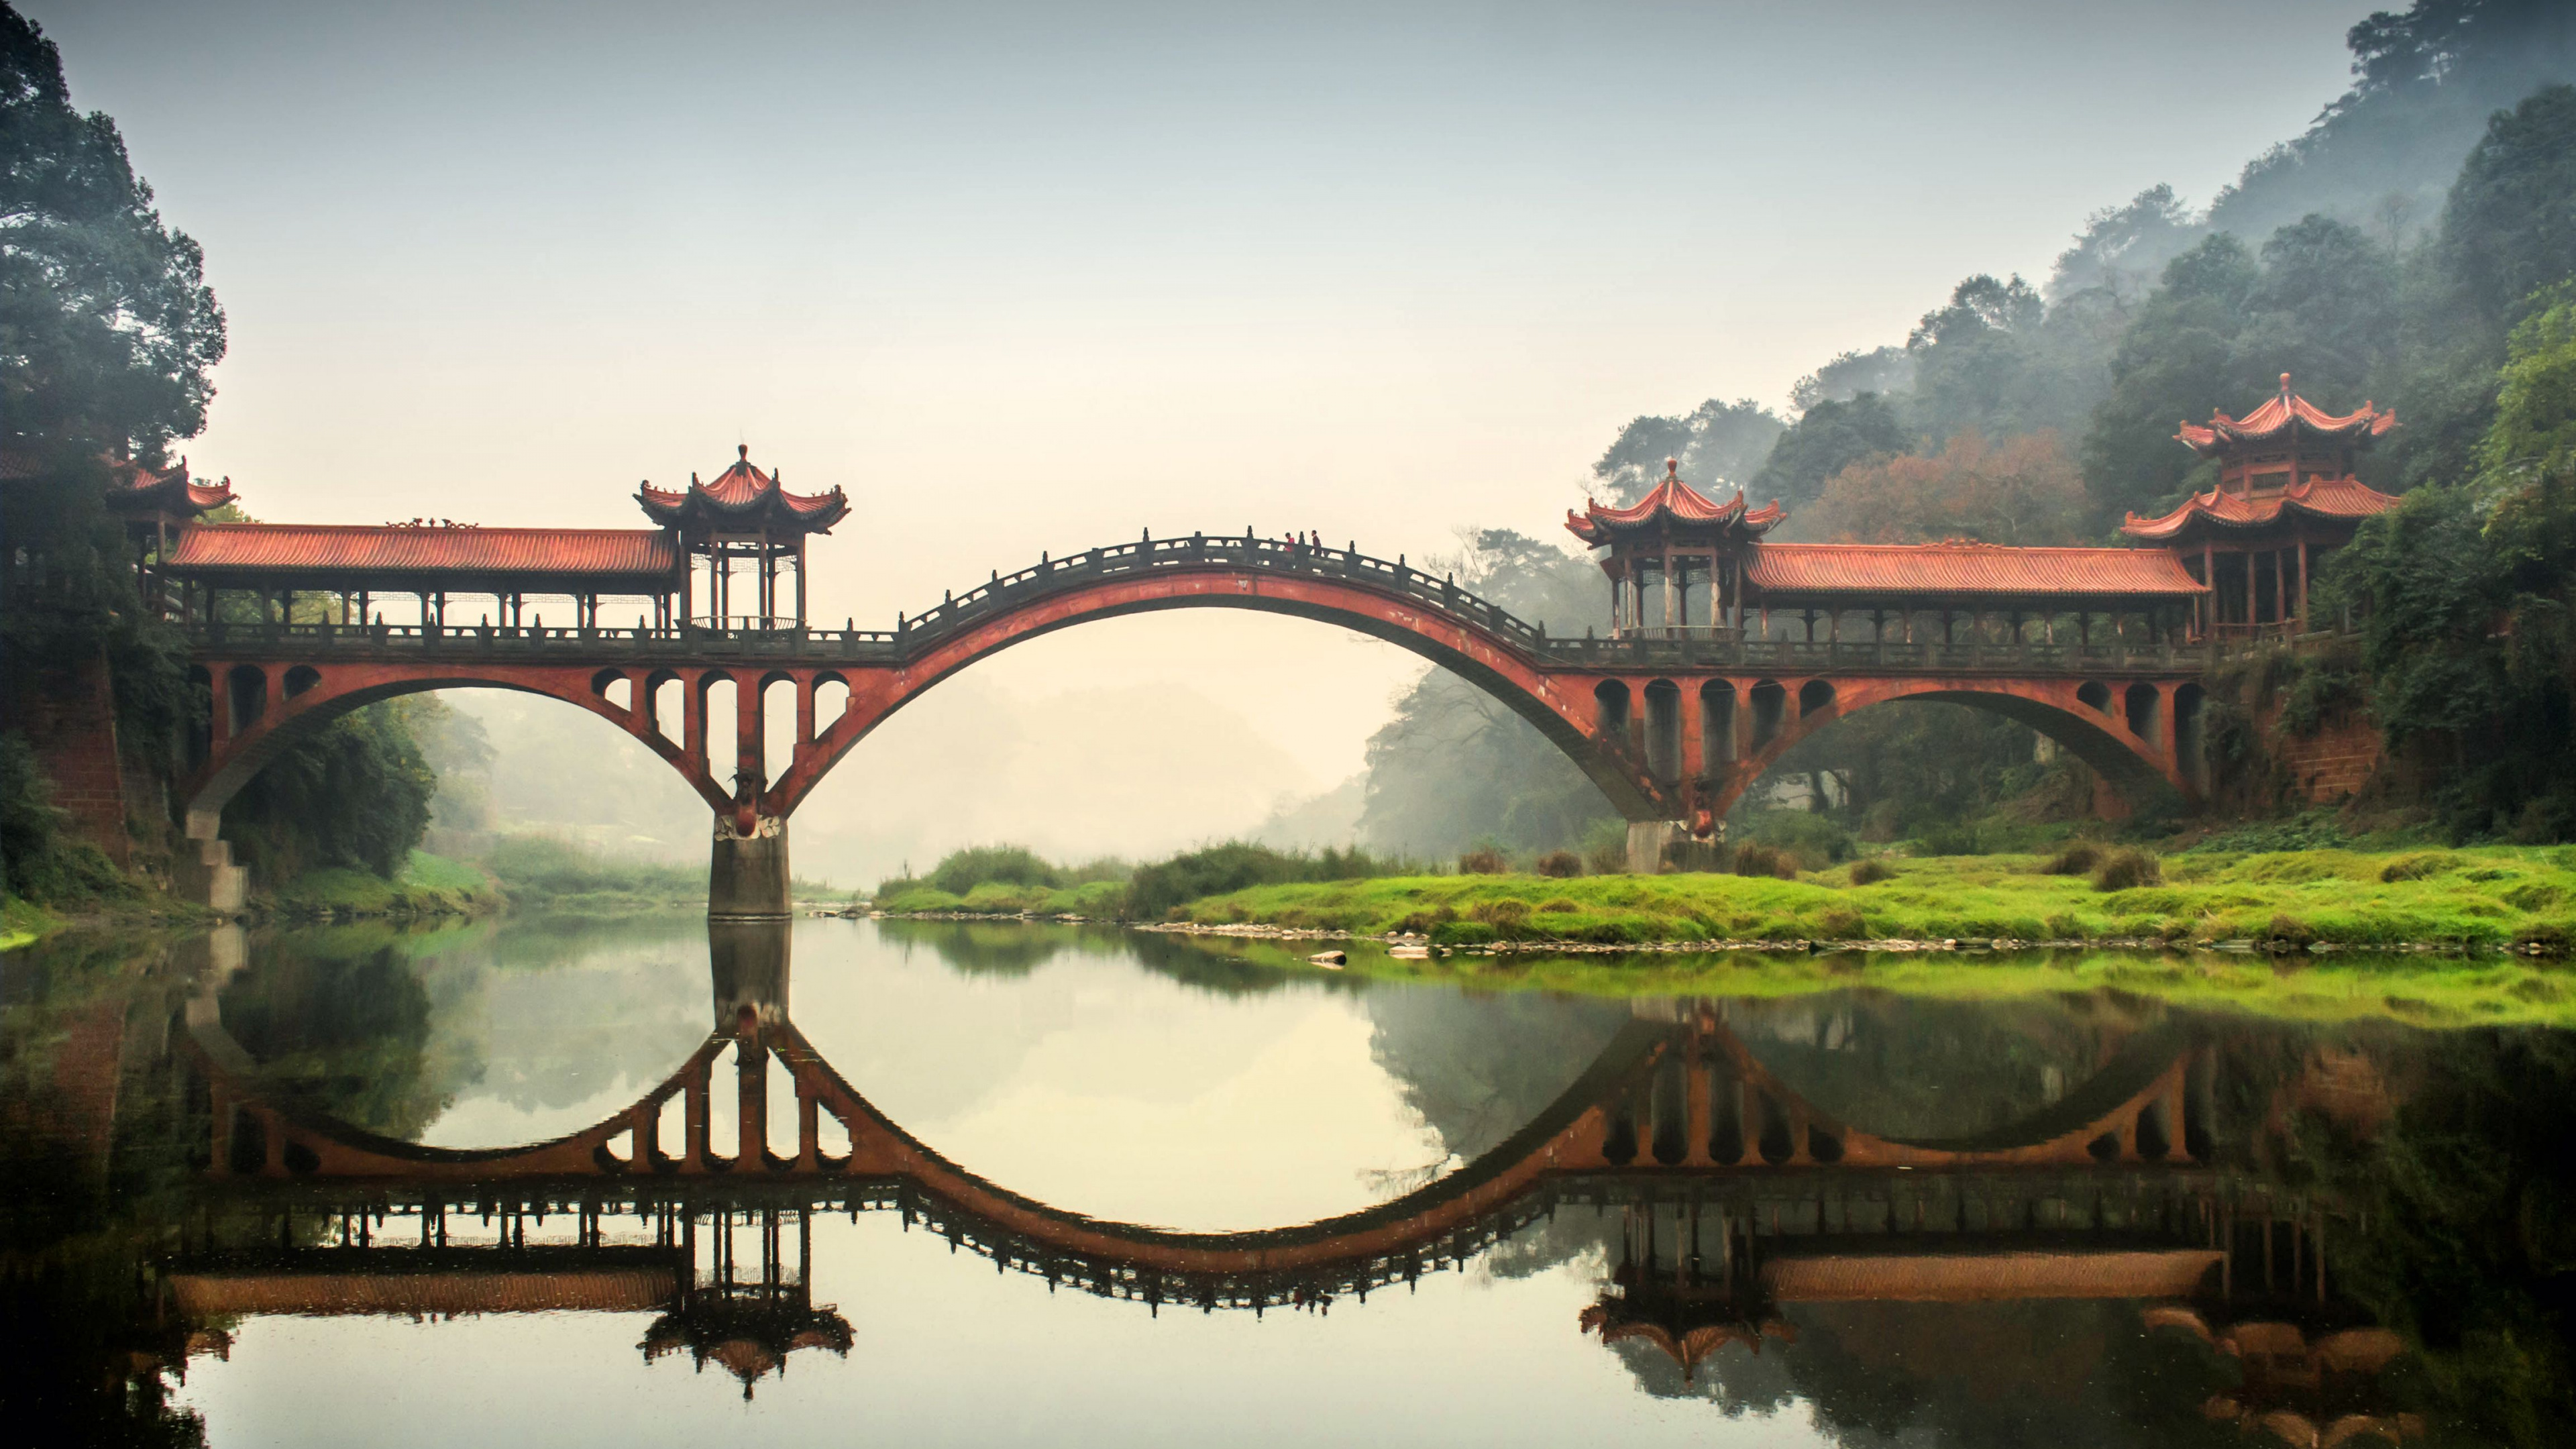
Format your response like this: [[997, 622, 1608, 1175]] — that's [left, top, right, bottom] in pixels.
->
[[1566, 460, 1783, 637], [639, 446, 849, 629], [1568, 461, 2206, 646], [2121, 374, 2402, 637]]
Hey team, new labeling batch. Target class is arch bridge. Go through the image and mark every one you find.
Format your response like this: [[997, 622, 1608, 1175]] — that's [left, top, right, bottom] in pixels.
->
[[172, 533, 2216, 911]]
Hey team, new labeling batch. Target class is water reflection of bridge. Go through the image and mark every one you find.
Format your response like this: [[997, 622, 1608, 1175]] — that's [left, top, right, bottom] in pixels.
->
[[178, 924, 2332, 1329]]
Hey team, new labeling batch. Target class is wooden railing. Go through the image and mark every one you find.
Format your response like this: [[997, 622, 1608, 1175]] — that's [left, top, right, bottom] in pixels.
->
[[171, 533, 2324, 677]]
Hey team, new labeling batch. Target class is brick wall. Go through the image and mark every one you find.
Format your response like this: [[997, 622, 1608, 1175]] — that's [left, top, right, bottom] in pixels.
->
[[2273, 712, 2381, 803], [8, 649, 133, 863]]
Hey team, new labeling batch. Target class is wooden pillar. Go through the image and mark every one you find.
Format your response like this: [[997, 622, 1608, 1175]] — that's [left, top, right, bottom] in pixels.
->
[[737, 671, 763, 796], [795, 535, 808, 627], [2200, 539, 2214, 635], [681, 545, 695, 625], [1662, 547, 1675, 631], [2242, 547, 2255, 631], [2295, 535, 2310, 629]]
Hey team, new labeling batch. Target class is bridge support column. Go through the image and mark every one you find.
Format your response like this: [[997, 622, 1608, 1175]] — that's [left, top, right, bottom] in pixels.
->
[[709, 815, 792, 919], [1625, 820, 1682, 875], [174, 809, 248, 912]]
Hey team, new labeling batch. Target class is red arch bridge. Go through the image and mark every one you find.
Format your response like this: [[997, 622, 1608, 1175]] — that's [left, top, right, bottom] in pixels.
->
[[168, 529, 2222, 912]]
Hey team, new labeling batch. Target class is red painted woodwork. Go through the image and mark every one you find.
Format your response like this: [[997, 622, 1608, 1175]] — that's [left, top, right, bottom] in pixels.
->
[[181, 558, 2206, 842]]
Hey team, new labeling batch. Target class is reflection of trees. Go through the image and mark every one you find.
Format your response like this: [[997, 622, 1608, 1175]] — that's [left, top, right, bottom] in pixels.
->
[[218, 936, 447, 1138], [2301, 1028, 2576, 1446], [1727, 993, 2149, 1142], [0, 934, 207, 1448]]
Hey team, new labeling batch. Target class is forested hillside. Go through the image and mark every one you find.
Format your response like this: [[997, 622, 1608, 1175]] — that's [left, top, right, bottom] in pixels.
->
[[1350, 0, 2576, 857]]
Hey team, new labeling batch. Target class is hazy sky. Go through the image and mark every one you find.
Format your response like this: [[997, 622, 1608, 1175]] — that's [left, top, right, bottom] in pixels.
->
[[34, 1, 2377, 848]]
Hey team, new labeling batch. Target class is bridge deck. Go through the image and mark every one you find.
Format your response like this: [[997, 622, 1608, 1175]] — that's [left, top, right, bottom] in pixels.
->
[[185, 533, 2238, 678]]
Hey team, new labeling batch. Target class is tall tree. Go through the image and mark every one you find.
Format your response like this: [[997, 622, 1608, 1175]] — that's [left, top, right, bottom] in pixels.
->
[[0, 3, 225, 461], [1590, 397, 1786, 504]]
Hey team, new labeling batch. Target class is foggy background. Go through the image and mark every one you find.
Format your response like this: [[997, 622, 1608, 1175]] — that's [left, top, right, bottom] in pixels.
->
[[30, 1, 2426, 883]]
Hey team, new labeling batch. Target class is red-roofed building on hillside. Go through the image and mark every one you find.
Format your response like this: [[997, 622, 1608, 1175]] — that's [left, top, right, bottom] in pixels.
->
[[639, 445, 848, 628], [1567, 460, 1784, 636], [2121, 374, 2402, 637]]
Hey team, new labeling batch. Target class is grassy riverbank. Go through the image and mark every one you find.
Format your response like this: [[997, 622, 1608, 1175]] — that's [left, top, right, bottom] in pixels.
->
[[263, 849, 504, 918], [1168, 847, 2576, 951]]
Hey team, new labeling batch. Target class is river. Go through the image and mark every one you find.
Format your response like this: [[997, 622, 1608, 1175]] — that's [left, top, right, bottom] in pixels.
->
[[3, 913, 2565, 1446]]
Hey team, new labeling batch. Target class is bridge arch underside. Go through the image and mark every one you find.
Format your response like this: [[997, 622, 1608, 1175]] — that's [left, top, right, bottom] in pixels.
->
[[188, 1011, 2212, 1305], [1704, 674, 2196, 824], [775, 570, 1656, 818], [176, 665, 728, 828]]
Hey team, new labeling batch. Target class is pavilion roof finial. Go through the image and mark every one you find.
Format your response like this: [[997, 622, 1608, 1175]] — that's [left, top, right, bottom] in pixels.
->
[[739, 444, 749, 462], [2280, 371, 2293, 397], [1665, 457, 1678, 479]]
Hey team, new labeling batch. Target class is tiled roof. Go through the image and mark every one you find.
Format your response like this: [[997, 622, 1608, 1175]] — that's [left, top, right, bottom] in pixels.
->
[[1566, 460, 1783, 545], [2119, 476, 2402, 541], [168, 1267, 679, 1316], [106, 457, 235, 515], [1746, 541, 2206, 598], [2177, 374, 2398, 453], [637, 446, 849, 533], [165, 523, 682, 582]]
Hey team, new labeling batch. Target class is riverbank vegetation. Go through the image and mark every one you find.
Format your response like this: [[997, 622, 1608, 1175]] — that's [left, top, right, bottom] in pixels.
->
[[871, 841, 1415, 918], [1163, 846, 2576, 952]]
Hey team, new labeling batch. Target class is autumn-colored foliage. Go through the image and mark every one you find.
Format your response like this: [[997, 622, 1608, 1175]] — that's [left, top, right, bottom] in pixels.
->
[[1803, 431, 2088, 546]]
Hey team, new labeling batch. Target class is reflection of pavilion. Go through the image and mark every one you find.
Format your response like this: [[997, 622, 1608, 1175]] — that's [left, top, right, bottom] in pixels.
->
[[162, 923, 2422, 1417]]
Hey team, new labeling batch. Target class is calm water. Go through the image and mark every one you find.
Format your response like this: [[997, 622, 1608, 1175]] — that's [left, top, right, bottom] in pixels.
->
[[3, 914, 2569, 1446]]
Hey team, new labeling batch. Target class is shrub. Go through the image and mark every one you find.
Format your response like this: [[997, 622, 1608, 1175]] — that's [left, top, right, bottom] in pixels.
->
[[1125, 841, 1404, 919], [1538, 897, 1580, 913], [2092, 849, 2163, 892], [1917, 822, 1991, 856], [2379, 851, 2460, 883], [926, 844, 1059, 897], [2264, 913, 2317, 950], [1430, 920, 1497, 947], [1814, 906, 1866, 939], [1393, 905, 1458, 935], [2040, 843, 2102, 876], [1457, 847, 1510, 875], [1731, 843, 1800, 879], [1468, 898, 1534, 937], [1535, 850, 1582, 878], [1847, 858, 1892, 885]]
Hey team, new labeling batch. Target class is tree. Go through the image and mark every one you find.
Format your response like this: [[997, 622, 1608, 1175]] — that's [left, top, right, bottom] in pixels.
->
[[2328, 288, 2576, 839], [1804, 431, 2088, 547], [1590, 397, 1786, 504], [1749, 391, 1911, 528], [2207, 0, 2576, 244], [2048, 184, 2200, 305], [1788, 345, 1914, 414], [0, 3, 225, 460], [2441, 84, 2576, 325]]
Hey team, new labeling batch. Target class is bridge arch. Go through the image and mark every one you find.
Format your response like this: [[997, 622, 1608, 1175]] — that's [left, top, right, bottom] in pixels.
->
[[176, 664, 734, 832], [766, 561, 1654, 819], [1707, 674, 2196, 822]]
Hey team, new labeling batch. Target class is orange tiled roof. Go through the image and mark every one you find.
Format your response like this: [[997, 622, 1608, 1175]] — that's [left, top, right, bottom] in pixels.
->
[[1746, 540, 2206, 599], [637, 446, 848, 533], [2118, 475, 2402, 541], [2177, 374, 2398, 453], [165, 523, 682, 583], [1566, 460, 1783, 545], [107, 455, 235, 515]]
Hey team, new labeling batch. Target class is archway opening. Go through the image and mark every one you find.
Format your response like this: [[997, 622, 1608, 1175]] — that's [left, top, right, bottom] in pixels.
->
[[1595, 680, 1631, 738], [2077, 680, 2111, 716], [227, 665, 266, 735], [2125, 682, 2160, 747], [649, 670, 684, 749], [813, 674, 850, 741], [761, 675, 798, 794], [700, 675, 738, 788], [1643, 680, 1681, 783], [284, 665, 321, 699], [592, 669, 633, 714], [1701, 681, 1736, 765], [1749, 680, 1786, 749], [1798, 679, 1835, 717]]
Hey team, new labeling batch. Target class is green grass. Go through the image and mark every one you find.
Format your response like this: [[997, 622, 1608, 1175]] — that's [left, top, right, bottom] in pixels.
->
[[1258, 937, 2576, 1029], [476, 835, 704, 914], [0, 895, 65, 949], [1170, 846, 2576, 950], [265, 850, 502, 917]]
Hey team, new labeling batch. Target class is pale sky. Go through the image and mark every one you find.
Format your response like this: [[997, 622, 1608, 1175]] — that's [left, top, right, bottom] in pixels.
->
[[34, 1, 2377, 855]]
